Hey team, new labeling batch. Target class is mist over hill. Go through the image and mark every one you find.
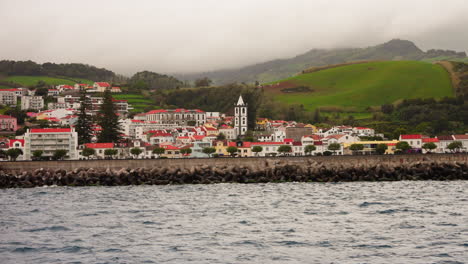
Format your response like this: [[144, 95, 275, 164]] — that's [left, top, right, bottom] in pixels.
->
[[175, 39, 467, 85]]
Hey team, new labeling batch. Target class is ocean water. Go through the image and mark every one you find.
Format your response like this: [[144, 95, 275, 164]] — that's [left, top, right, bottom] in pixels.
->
[[0, 182, 467, 264]]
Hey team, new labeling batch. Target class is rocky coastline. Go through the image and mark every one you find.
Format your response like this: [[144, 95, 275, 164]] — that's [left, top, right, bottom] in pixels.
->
[[1, 158, 467, 188]]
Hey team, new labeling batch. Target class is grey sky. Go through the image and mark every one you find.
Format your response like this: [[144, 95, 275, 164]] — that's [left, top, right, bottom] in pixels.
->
[[1, 0, 467, 76]]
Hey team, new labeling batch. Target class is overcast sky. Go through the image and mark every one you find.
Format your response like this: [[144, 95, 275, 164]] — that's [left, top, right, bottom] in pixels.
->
[[1, 0, 467, 75]]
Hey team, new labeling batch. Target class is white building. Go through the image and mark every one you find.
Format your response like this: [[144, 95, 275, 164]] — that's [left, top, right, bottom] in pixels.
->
[[218, 127, 236, 140], [23, 128, 78, 160], [0, 90, 18, 106], [234, 95, 248, 137], [92, 82, 111, 92], [145, 109, 206, 126], [21, 96, 44, 110]]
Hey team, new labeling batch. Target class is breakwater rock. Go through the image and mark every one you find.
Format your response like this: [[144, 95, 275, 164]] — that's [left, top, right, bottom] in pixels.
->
[[1, 160, 467, 188]]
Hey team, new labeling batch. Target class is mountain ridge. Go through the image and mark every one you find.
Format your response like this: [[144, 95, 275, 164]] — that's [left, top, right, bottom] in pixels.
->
[[175, 39, 467, 85]]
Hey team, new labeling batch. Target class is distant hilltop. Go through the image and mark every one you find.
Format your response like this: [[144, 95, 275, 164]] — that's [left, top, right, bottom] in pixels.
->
[[175, 39, 468, 85]]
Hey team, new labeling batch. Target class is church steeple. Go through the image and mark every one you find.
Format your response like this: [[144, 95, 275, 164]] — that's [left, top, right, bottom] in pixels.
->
[[234, 94, 248, 137]]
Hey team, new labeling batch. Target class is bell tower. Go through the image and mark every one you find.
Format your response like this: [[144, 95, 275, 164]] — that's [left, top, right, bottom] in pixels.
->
[[234, 95, 248, 137]]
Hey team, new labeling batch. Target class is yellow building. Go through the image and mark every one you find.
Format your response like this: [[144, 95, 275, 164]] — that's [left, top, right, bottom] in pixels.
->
[[213, 140, 229, 156], [305, 124, 318, 133], [343, 140, 399, 155]]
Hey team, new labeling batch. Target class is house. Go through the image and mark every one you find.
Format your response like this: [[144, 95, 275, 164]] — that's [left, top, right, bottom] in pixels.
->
[[452, 135, 468, 152], [249, 142, 284, 157], [191, 141, 212, 158], [93, 82, 111, 92], [110, 87, 122, 93], [160, 144, 182, 158], [437, 135, 454, 152], [399, 134, 424, 151], [21, 96, 44, 110], [74, 83, 88, 90], [421, 138, 442, 153], [285, 126, 314, 141], [149, 132, 174, 145], [0, 115, 17, 132], [0, 88, 26, 97], [353, 127, 375, 137], [218, 126, 236, 140], [81, 143, 117, 159], [48, 89, 60, 97], [228, 141, 252, 157], [213, 140, 229, 156], [8, 139, 25, 160], [343, 140, 399, 155], [23, 128, 78, 160]]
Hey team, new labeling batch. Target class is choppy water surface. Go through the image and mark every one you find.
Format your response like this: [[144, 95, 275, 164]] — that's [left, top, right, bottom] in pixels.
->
[[1, 182, 467, 264]]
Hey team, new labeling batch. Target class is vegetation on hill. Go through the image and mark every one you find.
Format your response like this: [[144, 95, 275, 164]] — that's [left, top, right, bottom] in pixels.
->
[[2, 75, 92, 87], [112, 94, 155, 113], [175, 39, 467, 84], [0, 60, 117, 81], [264, 61, 452, 112], [128, 71, 186, 92]]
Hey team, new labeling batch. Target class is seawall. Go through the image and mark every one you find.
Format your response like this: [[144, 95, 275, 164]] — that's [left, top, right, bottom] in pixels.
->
[[1, 154, 467, 188], [2, 153, 468, 171]]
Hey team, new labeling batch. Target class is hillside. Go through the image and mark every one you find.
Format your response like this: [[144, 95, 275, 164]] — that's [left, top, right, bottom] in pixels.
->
[[1, 75, 93, 87], [263, 61, 453, 112], [176, 39, 467, 85]]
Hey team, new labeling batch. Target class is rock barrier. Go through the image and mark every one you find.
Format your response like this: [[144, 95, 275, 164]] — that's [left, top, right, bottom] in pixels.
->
[[0, 159, 467, 188]]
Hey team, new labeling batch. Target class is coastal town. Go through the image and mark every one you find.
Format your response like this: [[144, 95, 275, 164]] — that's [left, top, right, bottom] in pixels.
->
[[0, 82, 467, 161]]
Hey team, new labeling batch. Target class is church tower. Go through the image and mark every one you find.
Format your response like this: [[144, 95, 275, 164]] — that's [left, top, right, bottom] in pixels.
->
[[234, 95, 248, 137]]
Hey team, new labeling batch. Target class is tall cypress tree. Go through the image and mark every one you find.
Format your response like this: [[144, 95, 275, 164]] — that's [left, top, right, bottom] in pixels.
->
[[75, 88, 93, 145], [97, 88, 122, 143]]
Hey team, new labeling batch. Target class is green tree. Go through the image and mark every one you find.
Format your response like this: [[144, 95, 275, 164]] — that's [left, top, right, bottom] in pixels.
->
[[6, 148, 23, 161], [304, 145, 316, 156], [375, 143, 388, 155], [104, 149, 118, 158], [32, 150, 43, 160], [53, 149, 67, 160], [202, 147, 216, 157], [180, 148, 192, 157], [75, 89, 93, 145], [447, 141, 463, 152], [422, 142, 437, 153], [82, 147, 95, 159], [349, 144, 364, 155], [130, 147, 143, 158], [97, 89, 122, 143], [195, 77, 212, 87], [396, 141, 411, 153], [152, 147, 166, 157], [226, 146, 238, 157], [35, 87, 48, 96], [277, 145, 292, 156], [216, 133, 226, 140], [328, 143, 341, 154], [252, 146, 263, 156]]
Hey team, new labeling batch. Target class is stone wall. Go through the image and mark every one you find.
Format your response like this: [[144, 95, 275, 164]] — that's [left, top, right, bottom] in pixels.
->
[[2, 154, 467, 171]]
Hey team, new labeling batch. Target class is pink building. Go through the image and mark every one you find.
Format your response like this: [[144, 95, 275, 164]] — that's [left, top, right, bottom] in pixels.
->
[[0, 115, 17, 131]]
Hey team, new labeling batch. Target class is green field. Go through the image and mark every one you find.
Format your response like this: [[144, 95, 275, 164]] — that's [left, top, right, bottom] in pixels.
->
[[2, 75, 93, 87], [112, 94, 155, 113], [267, 61, 453, 112]]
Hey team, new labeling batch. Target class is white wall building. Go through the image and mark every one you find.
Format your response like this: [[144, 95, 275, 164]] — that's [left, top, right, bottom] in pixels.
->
[[21, 96, 44, 110], [23, 128, 78, 160]]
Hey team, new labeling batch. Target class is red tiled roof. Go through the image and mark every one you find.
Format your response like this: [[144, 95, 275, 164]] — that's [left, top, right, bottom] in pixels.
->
[[151, 133, 172, 137], [84, 143, 114, 149], [292, 142, 302, 146], [228, 142, 252, 148], [9, 139, 24, 147], [422, 138, 439, 143], [162, 145, 180, 150], [437, 135, 454, 141], [0, 88, 20, 91], [0, 115, 15, 119], [453, 135, 468, 140], [304, 135, 322, 140], [400, 134, 422, 140], [30, 128, 72, 133], [147, 109, 167, 114], [284, 138, 294, 143], [355, 127, 372, 130], [250, 142, 284, 146], [95, 82, 110, 87]]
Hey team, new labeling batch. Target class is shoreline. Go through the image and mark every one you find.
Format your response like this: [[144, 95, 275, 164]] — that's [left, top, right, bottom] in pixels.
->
[[1, 154, 467, 188]]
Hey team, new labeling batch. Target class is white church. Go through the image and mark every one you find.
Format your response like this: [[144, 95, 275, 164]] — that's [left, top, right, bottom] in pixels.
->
[[234, 95, 248, 137]]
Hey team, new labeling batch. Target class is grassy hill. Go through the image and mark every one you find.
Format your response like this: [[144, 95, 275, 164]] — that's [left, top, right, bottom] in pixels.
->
[[264, 61, 453, 112], [112, 94, 155, 113], [176, 39, 466, 85], [1, 75, 93, 87]]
